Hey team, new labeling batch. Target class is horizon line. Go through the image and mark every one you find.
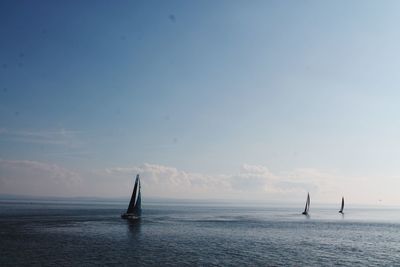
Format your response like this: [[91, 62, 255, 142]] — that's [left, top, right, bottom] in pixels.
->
[[0, 194, 396, 208]]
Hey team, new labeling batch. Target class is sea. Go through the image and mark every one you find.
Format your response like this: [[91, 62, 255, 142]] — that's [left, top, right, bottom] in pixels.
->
[[1, 199, 400, 266]]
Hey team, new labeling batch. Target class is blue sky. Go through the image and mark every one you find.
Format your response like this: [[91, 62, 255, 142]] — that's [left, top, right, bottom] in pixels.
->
[[2, 1, 400, 204]]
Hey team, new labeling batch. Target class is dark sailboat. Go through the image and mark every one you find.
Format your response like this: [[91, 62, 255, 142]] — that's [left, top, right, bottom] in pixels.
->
[[121, 174, 142, 220], [339, 196, 344, 214], [302, 193, 310, 215]]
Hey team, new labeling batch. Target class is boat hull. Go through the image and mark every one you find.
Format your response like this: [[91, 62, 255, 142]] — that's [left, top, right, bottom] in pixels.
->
[[121, 213, 140, 220]]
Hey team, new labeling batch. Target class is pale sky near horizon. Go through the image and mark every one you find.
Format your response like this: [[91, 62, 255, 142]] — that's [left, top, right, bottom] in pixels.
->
[[2, 0, 400, 204]]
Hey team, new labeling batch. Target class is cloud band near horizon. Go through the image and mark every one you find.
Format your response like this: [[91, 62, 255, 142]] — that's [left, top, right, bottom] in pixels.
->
[[1, 159, 397, 205]]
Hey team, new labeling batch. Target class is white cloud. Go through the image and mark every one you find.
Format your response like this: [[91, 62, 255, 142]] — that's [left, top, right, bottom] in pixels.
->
[[100, 163, 400, 204], [104, 163, 230, 198], [2, 160, 400, 204], [104, 163, 317, 200], [0, 159, 81, 197]]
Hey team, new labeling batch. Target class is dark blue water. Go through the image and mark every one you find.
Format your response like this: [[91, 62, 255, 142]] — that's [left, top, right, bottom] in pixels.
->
[[1, 200, 400, 266]]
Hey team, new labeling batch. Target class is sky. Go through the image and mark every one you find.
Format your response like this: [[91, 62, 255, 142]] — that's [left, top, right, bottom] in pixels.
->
[[1, 0, 400, 204]]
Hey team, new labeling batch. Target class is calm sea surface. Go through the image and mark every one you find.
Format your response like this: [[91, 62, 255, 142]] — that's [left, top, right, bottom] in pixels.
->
[[1, 200, 400, 266]]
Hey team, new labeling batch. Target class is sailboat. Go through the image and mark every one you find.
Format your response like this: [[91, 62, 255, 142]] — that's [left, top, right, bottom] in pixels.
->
[[302, 193, 310, 215], [339, 196, 344, 214], [121, 174, 142, 220]]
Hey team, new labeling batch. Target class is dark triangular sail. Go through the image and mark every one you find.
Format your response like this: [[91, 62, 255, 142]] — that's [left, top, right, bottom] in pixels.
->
[[126, 174, 141, 216], [302, 193, 310, 214], [303, 199, 308, 213], [339, 197, 344, 213]]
